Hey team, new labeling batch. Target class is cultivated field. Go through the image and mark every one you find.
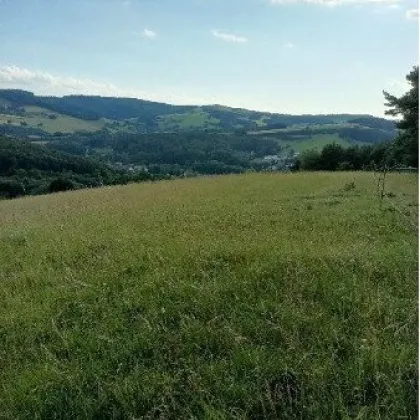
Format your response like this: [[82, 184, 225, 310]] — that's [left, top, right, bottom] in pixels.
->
[[0, 172, 417, 418]]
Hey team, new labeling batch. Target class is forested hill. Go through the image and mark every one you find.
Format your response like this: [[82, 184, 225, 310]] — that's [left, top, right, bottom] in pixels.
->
[[0, 89, 397, 134], [0, 136, 151, 198]]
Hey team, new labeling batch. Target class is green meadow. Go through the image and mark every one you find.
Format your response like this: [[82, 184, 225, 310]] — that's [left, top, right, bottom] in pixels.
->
[[280, 133, 353, 153], [157, 112, 220, 130], [0, 172, 417, 419], [270, 133, 353, 154], [0, 106, 106, 134]]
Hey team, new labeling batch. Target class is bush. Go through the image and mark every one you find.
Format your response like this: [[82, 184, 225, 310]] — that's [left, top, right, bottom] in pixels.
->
[[49, 178, 75, 193], [0, 180, 25, 198]]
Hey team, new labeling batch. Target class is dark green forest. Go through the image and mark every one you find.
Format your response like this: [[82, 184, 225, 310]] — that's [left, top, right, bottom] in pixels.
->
[[296, 143, 392, 171], [47, 131, 280, 170], [0, 136, 152, 198]]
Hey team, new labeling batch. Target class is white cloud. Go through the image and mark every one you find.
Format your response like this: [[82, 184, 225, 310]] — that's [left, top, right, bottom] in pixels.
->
[[142, 29, 157, 39], [212, 30, 248, 44], [0, 65, 129, 96], [406, 8, 419, 20], [0, 65, 290, 113], [270, 0, 401, 6], [0, 65, 212, 106], [372, 3, 401, 14]]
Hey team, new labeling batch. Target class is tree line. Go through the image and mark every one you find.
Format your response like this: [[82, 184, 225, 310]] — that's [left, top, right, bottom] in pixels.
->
[[0, 136, 154, 199], [296, 143, 392, 171]]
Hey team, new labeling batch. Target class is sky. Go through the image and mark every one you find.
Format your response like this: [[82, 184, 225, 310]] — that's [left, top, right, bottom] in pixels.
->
[[0, 0, 418, 116]]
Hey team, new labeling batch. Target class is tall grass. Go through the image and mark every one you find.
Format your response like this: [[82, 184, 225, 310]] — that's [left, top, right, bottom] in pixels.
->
[[0, 172, 417, 419]]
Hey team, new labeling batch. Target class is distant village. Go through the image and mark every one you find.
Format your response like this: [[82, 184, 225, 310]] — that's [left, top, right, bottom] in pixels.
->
[[112, 151, 300, 175]]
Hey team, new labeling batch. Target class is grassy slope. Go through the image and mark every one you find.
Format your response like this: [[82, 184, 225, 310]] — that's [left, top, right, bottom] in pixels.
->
[[279, 134, 353, 153], [0, 172, 418, 418], [248, 124, 352, 135], [0, 106, 106, 134], [157, 111, 220, 130], [252, 126, 365, 154]]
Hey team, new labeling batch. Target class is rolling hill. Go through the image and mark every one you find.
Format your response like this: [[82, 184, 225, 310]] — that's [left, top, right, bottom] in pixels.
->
[[0, 89, 397, 139]]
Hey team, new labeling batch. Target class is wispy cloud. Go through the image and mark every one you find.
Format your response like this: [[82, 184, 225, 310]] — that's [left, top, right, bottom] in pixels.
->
[[270, 0, 401, 7], [372, 3, 401, 14], [212, 30, 248, 44], [282, 42, 296, 49], [142, 29, 157, 39], [406, 8, 419, 20]]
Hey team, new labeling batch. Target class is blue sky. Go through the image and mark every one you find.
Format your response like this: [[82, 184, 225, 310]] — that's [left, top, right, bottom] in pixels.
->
[[0, 0, 418, 116]]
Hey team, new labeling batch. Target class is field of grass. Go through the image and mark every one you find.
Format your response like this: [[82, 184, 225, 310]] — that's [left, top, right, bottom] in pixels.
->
[[249, 124, 353, 135], [255, 118, 269, 128], [0, 172, 417, 418], [280, 134, 354, 153], [255, 133, 354, 155], [251, 128, 359, 154], [157, 112, 220, 130], [0, 106, 106, 134]]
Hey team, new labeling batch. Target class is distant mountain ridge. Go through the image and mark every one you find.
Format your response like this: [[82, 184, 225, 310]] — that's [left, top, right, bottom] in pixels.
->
[[0, 89, 397, 134]]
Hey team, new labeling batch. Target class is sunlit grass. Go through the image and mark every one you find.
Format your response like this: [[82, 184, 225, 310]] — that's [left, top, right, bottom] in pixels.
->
[[0, 172, 417, 418], [157, 111, 220, 130], [0, 106, 105, 134]]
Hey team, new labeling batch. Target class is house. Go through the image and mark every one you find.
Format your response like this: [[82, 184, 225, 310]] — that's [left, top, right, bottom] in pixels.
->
[[263, 155, 280, 162]]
